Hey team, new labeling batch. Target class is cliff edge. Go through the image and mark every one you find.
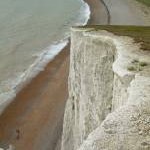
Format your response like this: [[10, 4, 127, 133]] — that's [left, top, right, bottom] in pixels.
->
[[61, 25, 150, 150]]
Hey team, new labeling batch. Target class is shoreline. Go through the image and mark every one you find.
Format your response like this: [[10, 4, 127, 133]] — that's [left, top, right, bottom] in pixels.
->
[[86, 0, 108, 25], [0, 0, 108, 150], [0, 0, 90, 115]]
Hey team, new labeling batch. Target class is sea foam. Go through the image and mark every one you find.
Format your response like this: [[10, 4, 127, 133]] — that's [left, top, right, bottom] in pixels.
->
[[0, 0, 91, 114]]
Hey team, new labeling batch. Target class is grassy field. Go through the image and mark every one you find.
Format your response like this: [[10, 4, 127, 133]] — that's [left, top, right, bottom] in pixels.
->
[[137, 0, 150, 6], [75, 25, 150, 51]]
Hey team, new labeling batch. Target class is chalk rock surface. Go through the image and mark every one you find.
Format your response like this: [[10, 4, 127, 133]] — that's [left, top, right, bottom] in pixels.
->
[[61, 27, 150, 150]]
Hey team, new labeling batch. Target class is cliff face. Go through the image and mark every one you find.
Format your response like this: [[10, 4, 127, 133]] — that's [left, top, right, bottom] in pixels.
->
[[61, 26, 150, 150]]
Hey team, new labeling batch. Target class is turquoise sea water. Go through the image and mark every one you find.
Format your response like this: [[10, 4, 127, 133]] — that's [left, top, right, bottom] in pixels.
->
[[0, 0, 90, 105]]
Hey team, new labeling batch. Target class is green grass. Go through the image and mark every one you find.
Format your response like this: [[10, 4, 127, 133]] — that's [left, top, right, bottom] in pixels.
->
[[137, 0, 150, 7], [127, 60, 148, 72], [75, 25, 150, 51], [127, 66, 137, 71], [139, 61, 148, 67]]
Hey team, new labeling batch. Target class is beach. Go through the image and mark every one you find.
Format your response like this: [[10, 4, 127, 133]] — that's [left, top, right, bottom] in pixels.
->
[[0, 0, 108, 150], [1, 0, 150, 149], [0, 0, 89, 105]]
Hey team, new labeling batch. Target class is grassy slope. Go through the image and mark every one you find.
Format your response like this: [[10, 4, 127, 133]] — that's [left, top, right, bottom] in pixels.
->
[[76, 25, 150, 50], [137, 0, 150, 7]]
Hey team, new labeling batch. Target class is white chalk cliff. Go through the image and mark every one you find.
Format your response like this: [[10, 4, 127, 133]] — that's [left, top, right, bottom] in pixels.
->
[[61, 27, 150, 150]]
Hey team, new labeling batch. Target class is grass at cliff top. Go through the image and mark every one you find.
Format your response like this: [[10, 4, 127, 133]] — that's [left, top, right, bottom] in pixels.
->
[[137, 0, 150, 6], [75, 25, 150, 51]]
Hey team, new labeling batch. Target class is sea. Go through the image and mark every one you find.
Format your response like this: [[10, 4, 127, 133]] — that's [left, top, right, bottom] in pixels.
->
[[0, 0, 90, 110]]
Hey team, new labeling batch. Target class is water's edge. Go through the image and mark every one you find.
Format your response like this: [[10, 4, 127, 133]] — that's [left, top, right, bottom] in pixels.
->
[[0, 0, 91, 114]]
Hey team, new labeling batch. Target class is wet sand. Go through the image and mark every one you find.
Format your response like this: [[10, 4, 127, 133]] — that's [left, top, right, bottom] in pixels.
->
[[86, 0, 108, 24], [0, 0, 108, 150]]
